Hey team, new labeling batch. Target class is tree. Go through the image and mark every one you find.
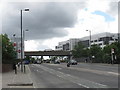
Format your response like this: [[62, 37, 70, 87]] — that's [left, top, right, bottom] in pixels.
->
[[103, 42, 120, 64], [89, 44, 103, 63], [72, 42, 89, 58], [2, 34, 17, 64]]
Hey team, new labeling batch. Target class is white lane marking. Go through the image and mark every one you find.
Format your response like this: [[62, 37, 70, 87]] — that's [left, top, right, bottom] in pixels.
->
[[107, 72, 119, 75], [57, 75, 62, 78], [77, 83, 89, 88], [47, 63, 118, 76], [58, 68, 62, 70], [59, 72, 64, 74], [90, 81, 108, 87], [66, 74, 71, 76]]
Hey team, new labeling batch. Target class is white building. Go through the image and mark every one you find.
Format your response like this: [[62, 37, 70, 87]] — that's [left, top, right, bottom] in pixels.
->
[[55, 38, 80, 51], [55, 32, 119, 51]]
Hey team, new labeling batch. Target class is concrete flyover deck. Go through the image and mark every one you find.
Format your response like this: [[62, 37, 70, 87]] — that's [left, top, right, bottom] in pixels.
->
[[25, 50, 71, 56]]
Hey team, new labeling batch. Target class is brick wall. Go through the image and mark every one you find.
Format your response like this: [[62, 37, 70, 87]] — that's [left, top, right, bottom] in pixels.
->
[[2, 64, 13, 73]]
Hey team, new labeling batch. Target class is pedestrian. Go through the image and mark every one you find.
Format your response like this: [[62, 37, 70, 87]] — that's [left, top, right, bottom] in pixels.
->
[[85, 58, 88, 63], [13, 63, 17, 74], [17, 62, 20, 69], [23, 64, 26, 73], [67, 62, 70, 67]]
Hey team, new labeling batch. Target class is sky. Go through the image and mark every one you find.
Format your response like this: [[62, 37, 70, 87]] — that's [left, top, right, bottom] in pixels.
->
[[1, 0, 119, 51]]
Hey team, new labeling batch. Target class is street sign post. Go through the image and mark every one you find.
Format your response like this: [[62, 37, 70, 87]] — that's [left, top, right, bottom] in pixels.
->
[[111, 48, 115, 64]]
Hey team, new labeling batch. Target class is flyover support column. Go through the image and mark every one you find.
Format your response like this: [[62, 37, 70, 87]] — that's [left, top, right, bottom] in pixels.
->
[[69, 51, 72, 60], [41, 56, 43, 62], [68, 55, 71, 61]]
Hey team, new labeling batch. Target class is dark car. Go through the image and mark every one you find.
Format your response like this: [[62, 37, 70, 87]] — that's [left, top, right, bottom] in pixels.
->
[[23, 60, 30, 64], [46, 60, 50, 63], [69, 60, 77, 65]]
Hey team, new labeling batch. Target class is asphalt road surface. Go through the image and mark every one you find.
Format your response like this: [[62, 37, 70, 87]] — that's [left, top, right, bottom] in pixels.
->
[[29, 63, 118, 88]]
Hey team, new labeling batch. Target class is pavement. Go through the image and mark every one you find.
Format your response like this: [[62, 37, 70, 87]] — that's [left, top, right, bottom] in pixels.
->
[[2, 65, 34, 88]]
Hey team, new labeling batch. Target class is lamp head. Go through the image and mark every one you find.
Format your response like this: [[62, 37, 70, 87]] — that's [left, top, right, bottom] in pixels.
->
[[24, 8, 29, 11], [25, 29, 29, 31]]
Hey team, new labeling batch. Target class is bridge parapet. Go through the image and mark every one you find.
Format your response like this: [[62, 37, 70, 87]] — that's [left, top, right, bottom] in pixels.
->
[[25, 51, 71, 56]]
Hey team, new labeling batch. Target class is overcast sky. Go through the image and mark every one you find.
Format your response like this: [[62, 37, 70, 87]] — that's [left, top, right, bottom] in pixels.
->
[[1, 0, 119, 51]]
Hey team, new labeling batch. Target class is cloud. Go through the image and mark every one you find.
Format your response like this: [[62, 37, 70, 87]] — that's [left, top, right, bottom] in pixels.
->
[[107, 1, 118, 16], [2, 1, 118, 51], [25, 40, 50, 51], [2, 2, 86, 40]]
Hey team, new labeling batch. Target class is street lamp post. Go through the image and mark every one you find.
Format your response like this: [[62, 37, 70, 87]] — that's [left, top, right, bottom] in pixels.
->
[[23, 29, 29, 58], [86, 30, 92, 63], [118, 33, 120, 43], [86, 30, 91, 48], [20, 9, 29, 72]]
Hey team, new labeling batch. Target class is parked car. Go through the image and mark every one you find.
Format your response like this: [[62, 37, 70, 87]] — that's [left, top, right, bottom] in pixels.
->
[[23, 60, 30, 64], [37, 60, 42, 64], [34, 60, 41, 64], [54, 59, 60, 64], [69, 59, 77, 65], [46, 60, 50, 63]]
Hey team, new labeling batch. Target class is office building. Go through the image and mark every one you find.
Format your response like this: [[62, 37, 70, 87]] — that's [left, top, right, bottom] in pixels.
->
[[55, 32, 119, 51]]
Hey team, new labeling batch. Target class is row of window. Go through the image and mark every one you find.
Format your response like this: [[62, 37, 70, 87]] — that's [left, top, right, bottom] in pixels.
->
[[91, 38, 118, 43]]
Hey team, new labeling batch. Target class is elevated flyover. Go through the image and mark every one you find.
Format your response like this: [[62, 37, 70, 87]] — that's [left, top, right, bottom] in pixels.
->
[[25, 50, 71, 56]]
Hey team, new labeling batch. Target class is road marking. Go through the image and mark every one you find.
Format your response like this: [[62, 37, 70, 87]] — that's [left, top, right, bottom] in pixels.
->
[[34, 64, 109, 88], [107, 72, 119, 75], [77, 83, 89, 88], [58, 68, 62, 70], [46, 63, 118, 76], [59, 72, 64, 74], [66, 74, 71, 76], [57, 75, 62, 78], [91, 81, 108, 87]]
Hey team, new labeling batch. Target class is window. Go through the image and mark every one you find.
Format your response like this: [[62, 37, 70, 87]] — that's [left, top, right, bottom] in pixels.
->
[[94, 40, 97, 42], [99, 43, 102, 46], [99, 38, 103, 41], [110, 37, 114, 40], [91, 41, 93, 43]]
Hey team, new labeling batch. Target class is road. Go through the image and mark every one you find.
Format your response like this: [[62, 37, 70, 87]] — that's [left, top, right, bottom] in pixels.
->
[[29, 63, 118, 88]]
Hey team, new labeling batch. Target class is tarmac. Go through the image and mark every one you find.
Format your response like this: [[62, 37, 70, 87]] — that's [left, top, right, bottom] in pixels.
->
[[2, 65, 34, 89]]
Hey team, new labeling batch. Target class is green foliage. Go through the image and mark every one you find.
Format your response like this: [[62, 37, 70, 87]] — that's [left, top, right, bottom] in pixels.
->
[[90, 45, 103, 63], [25, 56, 31, 60], [72, 41, 120, 64], [72, 42, 86, 58], [2, 34, 17, 64], [103, 42, 120, 64]]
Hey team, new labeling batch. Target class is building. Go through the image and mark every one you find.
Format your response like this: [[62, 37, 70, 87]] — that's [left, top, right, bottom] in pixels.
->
[[55, 32, 119, 51], [11, 37, 24, 59], [55, 39, 80, 51]]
